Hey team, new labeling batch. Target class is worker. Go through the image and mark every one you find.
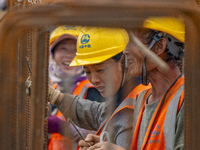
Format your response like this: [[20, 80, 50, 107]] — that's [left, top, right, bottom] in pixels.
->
[[48, 25, 104, 150], [47, 27, 151, 150], [130, 17, 185, 150], [49, 25, 103, 102], [84, 17, 185, 150]]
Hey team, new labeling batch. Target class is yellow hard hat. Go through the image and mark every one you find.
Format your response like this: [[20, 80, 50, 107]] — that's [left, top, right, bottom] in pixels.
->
[[70, 27, 129, 66], [49, 25, 82, 56], [143, 17, 185, 43], [49, 25, 82, 46]]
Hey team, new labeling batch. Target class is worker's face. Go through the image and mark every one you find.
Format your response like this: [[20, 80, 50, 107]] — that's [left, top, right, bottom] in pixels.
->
[[54, 39, 81, 75], [124, 30, 166, 77], [83, 59, 123, 98], [123, 39, 145, 77]]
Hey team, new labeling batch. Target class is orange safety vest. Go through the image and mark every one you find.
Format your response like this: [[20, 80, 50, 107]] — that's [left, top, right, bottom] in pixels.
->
[[48, 79, 95, 150], [96, 83, 151, 136], [131, 76, 184, 150], [76, 83, 151, 150]]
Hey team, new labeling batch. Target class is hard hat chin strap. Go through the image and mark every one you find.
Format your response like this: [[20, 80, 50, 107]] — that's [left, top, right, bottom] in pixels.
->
[[142, 56, 149, 85], [121, 55, 127, 86], [148, 31, 165, 49], [142, 32, 164, 85]]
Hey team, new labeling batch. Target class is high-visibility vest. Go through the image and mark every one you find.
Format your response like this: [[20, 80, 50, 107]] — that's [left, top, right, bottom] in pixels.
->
[[131, 76, 184, 150], [96, 83, 151, 136], [72, 79, 94, 98], [51, 79, 94, 97], [48, 79, 95, 150], [76, 83, 151, 150]]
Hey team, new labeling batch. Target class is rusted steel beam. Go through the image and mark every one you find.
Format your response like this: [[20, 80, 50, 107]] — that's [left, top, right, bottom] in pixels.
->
[[196, 0, 200, 4], [182, 14, 200, 150], [29, 29, 49, 150], [4, 1, 48, 150]]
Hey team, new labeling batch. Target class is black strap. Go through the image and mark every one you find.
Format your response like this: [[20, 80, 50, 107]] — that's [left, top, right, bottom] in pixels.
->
[[142, 57, 149, 85]]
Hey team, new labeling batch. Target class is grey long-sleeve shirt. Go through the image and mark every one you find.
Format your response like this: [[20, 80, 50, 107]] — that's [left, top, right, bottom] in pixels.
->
[[56, 93, 135, 150]]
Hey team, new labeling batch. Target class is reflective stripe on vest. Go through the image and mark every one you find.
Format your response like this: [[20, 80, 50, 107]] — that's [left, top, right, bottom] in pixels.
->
[[51, 83, 58, 89], [102, 97, 135, 132], [95, 97, 135, 138], [72, 79, 94, 99], [126, 83, 151, 99], [95, 83, 151, 136], [131, 76, 184, 150]]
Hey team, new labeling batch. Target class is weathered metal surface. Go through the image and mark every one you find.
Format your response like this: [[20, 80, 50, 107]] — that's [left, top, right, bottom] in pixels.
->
[[183, 14, 200, 150], [0, 0, 200, 149], [1, 1, 48, 150], [28, 29, 49, 150], [26, 29, 32, 150], [7, 0, 24, 11], [1, 1, 195, 29]]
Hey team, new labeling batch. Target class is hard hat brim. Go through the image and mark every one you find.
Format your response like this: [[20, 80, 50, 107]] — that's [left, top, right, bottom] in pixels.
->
[[143, 17, 185, 43], [49, 34, 77, 55], [70, 48, 124, 66]]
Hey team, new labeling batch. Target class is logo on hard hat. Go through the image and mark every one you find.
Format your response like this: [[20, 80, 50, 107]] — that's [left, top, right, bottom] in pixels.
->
[[64, 26, 77, 30], [81, 34, 90, 44]]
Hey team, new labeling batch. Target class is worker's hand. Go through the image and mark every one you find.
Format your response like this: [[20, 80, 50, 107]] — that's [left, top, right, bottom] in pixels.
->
[[25, 76, 60, 104], [48, 85, 60, 104], [88, 142, 126, 150], [78, 134, 100, 150]]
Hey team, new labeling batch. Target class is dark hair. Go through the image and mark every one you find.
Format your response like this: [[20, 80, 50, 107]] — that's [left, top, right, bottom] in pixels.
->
[[134, 28, 157, 45], [135, 28, 182, 66], [111, 52, 123, 61]]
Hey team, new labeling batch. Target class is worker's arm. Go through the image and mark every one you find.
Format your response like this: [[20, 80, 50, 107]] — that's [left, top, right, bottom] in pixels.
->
[[48, 85, 63, 105], [48, 85, 106, 131]]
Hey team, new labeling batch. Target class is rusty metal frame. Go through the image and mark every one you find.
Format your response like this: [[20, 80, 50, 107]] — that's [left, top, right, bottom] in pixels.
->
[[0, 0, 200, 149]]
